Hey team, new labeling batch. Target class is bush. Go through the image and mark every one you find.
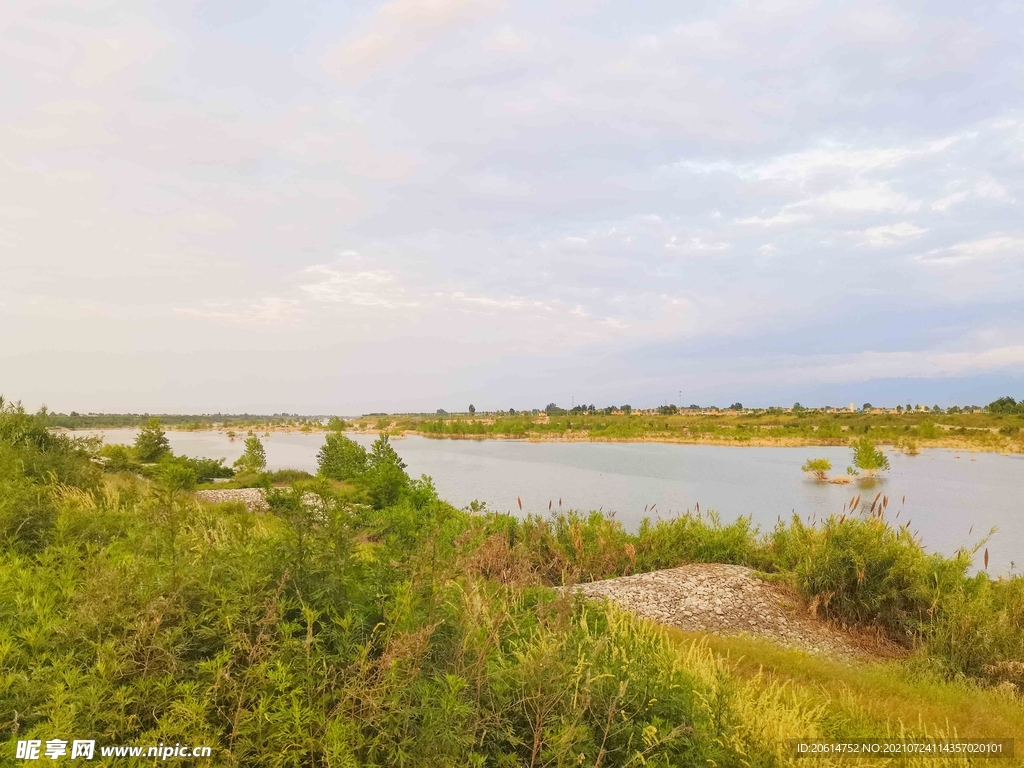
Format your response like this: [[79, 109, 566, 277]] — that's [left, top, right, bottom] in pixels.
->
[[770, 512, 968, 634], [317, 432, 368, 481], [852, 437, 889, 475], [234, 434, 267, 473], [134, 417, 170, 462], [801, 457, 832, 480]]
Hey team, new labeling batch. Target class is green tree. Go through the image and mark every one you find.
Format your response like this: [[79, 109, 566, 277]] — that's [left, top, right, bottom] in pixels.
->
[[234, 434, 266, 473], [368, 433, 407, 472], [134, 418, 170, 463], [801, 458, 832, 480], [987, 396, 1022, 415], [317, 432, 368, 481], [326, 416, 348, 431], [365, 433, 408, 508], [852, 437, 889, 476], [468, 404, 476, 414]]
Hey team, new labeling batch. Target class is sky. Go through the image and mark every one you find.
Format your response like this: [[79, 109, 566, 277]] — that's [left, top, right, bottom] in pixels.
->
[[2, 0, 1023, 414]]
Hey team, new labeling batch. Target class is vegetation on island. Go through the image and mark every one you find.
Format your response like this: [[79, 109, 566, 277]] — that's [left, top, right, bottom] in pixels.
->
[[2, 395, 1024, 765], [801, 457, 832, 480], [852, 437, 891, 476]]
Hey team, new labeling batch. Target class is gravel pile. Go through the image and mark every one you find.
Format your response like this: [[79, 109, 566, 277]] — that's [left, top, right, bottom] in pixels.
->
[[569, 563, 873, 659], [194, 488, 268, 512]]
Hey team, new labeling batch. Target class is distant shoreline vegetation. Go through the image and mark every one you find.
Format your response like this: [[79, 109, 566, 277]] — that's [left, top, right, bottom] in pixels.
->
[[41, 397, 1024, 453]]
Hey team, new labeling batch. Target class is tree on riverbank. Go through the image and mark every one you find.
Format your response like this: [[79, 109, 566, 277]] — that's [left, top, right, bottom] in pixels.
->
[[317, 432, 367, 481], [134, 418, 170, 463], [234, 434, 266, 473]]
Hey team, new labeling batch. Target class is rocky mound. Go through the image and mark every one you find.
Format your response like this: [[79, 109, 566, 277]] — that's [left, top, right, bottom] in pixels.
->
[[570, 563, 884, 659]]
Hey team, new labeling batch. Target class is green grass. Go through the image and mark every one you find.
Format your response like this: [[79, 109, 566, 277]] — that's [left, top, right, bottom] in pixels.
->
[[677, 631, 1024, 743]]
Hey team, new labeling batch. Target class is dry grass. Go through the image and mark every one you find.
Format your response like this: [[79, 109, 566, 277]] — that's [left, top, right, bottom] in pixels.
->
[[670, 630, 1024, 744]]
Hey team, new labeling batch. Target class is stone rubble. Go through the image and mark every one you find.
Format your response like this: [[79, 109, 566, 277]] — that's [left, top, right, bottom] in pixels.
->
[[569, 563, 873, 659], [194, 488, 268, 512], [193, 488, 330, 517]]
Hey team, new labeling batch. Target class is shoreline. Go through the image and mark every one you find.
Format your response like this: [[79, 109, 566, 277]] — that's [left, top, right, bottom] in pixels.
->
[[62, 425, 1023, 454]]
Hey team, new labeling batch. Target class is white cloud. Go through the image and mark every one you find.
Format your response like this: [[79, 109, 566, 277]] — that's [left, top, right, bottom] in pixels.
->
[[681, 136, 960, 183], [808, 184, 921, 214], [463, 171, 531, 197], [322, 0, 503, 80], [931, 176, 1011, 211], [859, 222, 927, 247], [790, 345, 1024, 383], [73, 34, 164, 88], [665, 235, 730, 251], [974, 176, 1010, 201], [175, 298, 302, 328], [931, 191, 970, 212], [483, 25, 530, 52], [299, 267, 419, 308], [736, 211, 811, 227], [914, 235, 1024, 266]]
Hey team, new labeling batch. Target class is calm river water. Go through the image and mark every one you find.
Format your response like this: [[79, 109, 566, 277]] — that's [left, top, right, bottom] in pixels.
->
[[83, 429, 1023, 575]]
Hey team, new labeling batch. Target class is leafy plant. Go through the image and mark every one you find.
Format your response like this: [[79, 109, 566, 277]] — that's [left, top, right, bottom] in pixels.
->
[[317, 432, 368, 481], [234, 434, 267, 473], [852, 437, 889, 475], [134, 417, 170, 463], [801, 457, 832, 480]]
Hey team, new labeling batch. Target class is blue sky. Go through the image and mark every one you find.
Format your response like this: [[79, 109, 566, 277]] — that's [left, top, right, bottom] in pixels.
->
[[2, 0, 1022, 413]]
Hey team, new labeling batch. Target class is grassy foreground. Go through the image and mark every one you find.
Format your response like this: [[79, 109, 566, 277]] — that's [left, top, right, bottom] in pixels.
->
[[3, 401, 1023, 766]]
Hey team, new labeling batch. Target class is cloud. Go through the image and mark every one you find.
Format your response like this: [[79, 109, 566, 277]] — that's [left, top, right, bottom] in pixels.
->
[[299, 267, 419, 308], [482, 25, 531, 53], [859, 222, 927, 247], [175, 298, 302, 327], [736, 211, 811, 227], [681, 136, 961, 183], [322, 0, 503, 80], [665, 235, 730, 252], [789, 345, 1024, 384], [931, 176, 1012, 211], [3, 0, 1023, 411], [808, 184, 921, 214], [914, 235, 1024, 267]]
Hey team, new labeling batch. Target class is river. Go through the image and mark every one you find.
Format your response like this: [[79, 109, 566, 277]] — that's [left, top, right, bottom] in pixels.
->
[[80, 429, 1023, 574]]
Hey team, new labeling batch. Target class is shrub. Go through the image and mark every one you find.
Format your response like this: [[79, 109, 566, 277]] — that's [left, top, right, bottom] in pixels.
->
[[134, 417, 170, 462], [234, 434, 267, 473], [852, 437, 889, 475], [317, 433, 368, 481], [801, 457, 832, 480]]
